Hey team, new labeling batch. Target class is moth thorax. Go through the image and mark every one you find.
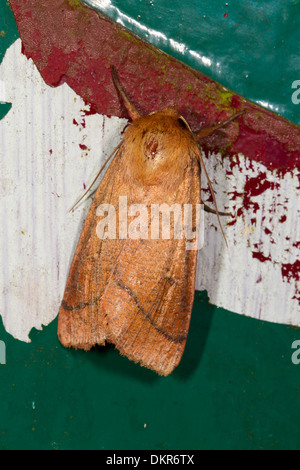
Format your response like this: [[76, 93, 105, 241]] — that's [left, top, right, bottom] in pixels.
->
[[143, 132, 168, 166], [123, 113, 195, 189], [144, 135, 159, 160]]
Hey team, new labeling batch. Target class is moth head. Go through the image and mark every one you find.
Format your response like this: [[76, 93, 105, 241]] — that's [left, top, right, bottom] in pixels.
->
[[123, 107, 198, 189]]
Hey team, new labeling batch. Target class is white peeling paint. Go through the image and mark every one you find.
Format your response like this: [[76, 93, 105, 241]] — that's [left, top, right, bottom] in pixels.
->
[[0, 80, 6, 102], [0, 39, 299, 342], [0, 39, 126, 341], [196, 155, 300, 325]]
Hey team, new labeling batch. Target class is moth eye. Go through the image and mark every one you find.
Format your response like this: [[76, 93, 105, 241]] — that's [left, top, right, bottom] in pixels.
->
[[178, 116, 191, 132], [144, 136, 159, 159]]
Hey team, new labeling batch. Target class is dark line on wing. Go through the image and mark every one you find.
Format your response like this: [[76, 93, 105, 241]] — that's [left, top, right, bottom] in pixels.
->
[[115, 278, 187, 344], [61, 299, 99, 311]]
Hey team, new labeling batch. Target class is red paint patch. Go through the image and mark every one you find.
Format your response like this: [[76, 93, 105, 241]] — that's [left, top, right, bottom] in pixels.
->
[[282, 260, 300, 282], [231, 124, 298, 170], [252, 251, 272, 263], [79, 144, 87, 150], [245, 173, 279, 198], [231, 95, 242, 109], [9, 0, 300, 172], [233, 172, 280, 221], [228, 190, 244, 201], [279, 215, 287, 223], [82, 102, 98, 117], [73, 117, 86, 128], [42, 45, 78, 87], [292, 294, 300, 304]]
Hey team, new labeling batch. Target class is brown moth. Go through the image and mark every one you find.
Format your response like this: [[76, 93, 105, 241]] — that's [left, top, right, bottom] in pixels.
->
[[57, 67, 243, 376]]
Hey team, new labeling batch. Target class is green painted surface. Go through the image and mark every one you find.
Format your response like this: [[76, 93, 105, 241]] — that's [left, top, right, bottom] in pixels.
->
[[1, 291, 300, 450], [1, 1, 300, 450], [83, 0, 300, 126], [0, 101, 11, 120], [0, 0, 18, 119], [0, 1, 18, 63]]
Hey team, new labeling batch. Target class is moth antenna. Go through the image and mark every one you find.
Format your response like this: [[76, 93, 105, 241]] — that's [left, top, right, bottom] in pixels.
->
[[111, 66, 141, 121], [68, 142, 122, 213], [197, 151, 228, 247], [194, 110, 245, 141]]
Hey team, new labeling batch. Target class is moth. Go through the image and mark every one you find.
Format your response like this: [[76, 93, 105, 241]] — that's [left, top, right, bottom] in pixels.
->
[[58, 67, 243, 376]]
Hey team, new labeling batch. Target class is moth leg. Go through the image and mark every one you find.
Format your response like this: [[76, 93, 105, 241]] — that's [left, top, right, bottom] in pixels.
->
[[194, 111, 245, 141], [202, 201, 231, 216]]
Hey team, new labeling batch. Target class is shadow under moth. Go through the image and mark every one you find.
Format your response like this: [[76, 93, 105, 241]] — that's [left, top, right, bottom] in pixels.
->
[[58, 67, 244, 376]]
